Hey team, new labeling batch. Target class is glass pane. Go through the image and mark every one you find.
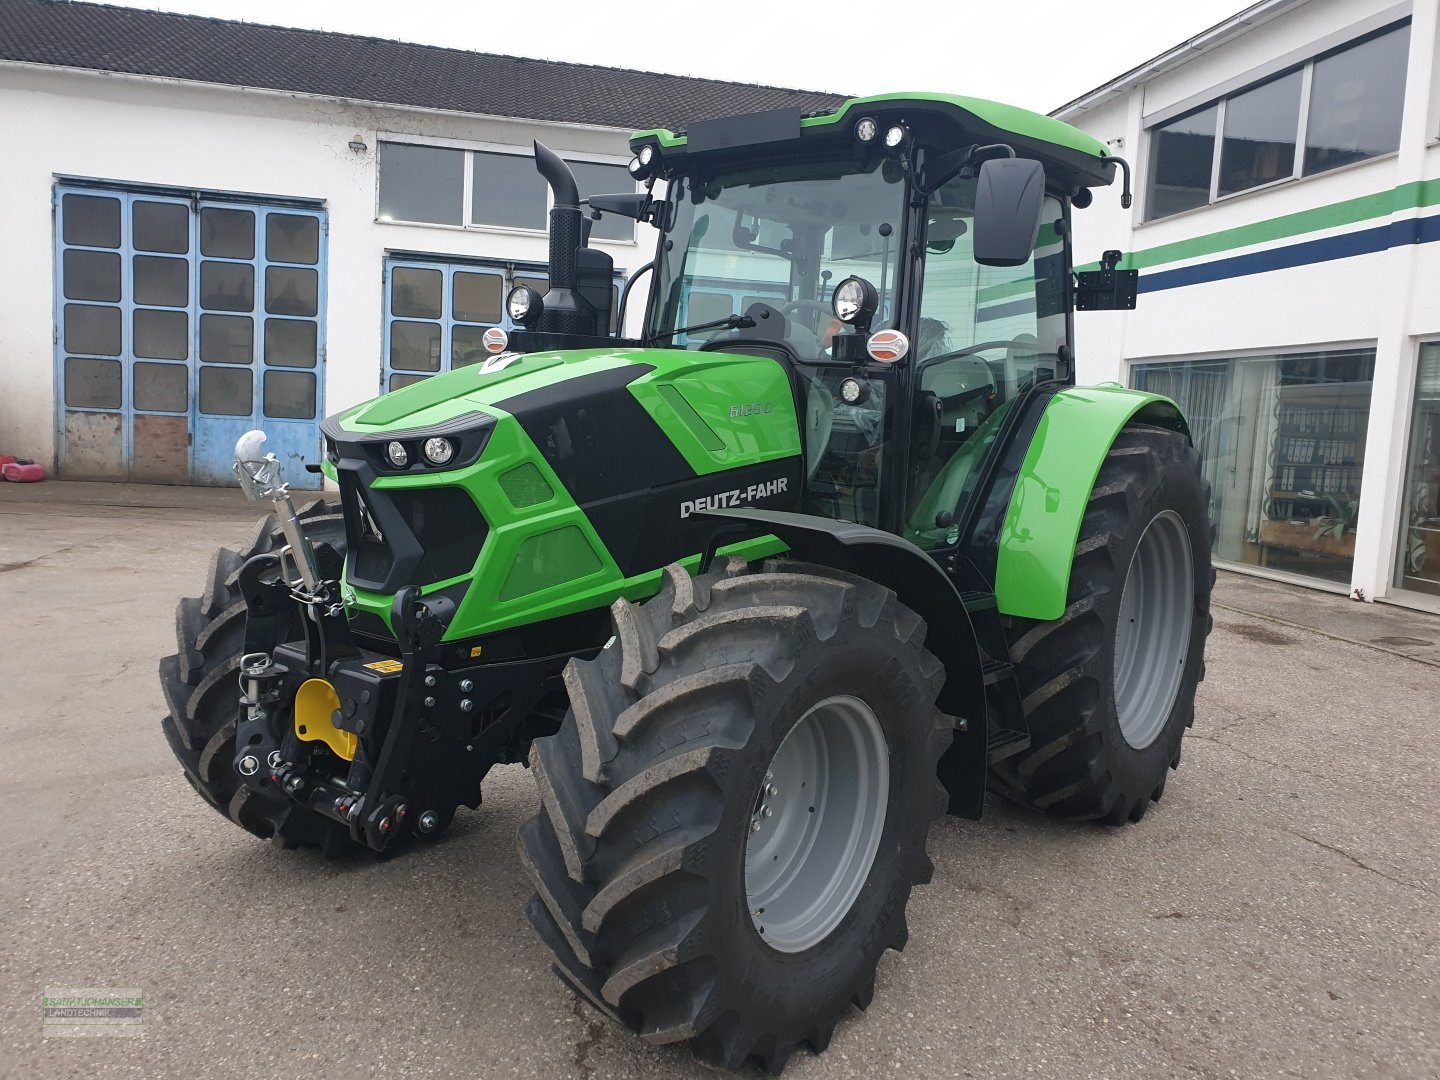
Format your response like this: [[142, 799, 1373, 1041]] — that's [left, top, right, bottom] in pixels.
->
[[1305, 25, 1410, 176], [200, 313, 254, 363], [264, 319, 317, 367], [64, 357, 122, 408], [200, 207, 255, 258], [62, 194, 120, 248], [265, 266, 318, 316], [454, 272, 501, 323], [134, 308, 188, 360], [62, 249, 120, 301], [1395, 343, 1440, 596], [471, 152, 547, 229], [1147, 105, 1217, 219], [572, 161, 636, 242], [134, 361, 188, 412], [134, 255, 189, 307], [390, 321, 441, 371], [64, 304, 121, 356], [452, 324, 494, 367], [133, 201, 189, 253], [378, 143, 464, 225], [1219, 71, 1302, 196], [266, 213, 319, 264], [391, 267, 442, 319], [1132, 349, 1375, 585], [390, 373, 430, 391], [200, 261, 255, 312], [263, 370, 316, 419], [198, 366, 253, 416]]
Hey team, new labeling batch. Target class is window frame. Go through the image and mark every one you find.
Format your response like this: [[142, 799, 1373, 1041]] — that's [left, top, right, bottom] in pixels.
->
[[1142, 18, 1411, 222], [374, 134, 639, 244]]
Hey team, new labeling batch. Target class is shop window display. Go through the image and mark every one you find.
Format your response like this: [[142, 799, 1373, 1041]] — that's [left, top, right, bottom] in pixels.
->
[[1395, 344, 1440, 598]]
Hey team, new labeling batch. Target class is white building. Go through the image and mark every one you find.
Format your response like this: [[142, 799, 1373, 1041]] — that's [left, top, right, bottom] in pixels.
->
[[0, 0, 838, 489], [1060, 0, 1440, 612]]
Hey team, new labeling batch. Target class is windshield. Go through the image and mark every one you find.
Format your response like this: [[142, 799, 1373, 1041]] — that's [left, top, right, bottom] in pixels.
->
[[650, 159, 907, 354]]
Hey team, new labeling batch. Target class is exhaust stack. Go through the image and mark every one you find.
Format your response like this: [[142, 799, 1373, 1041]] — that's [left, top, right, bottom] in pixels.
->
[[533, 141, 594, 335]]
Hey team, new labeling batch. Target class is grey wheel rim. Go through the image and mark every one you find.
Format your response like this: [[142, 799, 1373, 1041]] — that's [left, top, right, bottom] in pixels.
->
[[1113, 509, 1195, 750], [744, 695, 889, 953]]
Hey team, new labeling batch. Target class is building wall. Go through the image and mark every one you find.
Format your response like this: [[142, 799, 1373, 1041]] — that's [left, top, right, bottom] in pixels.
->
[[1064, 0, 1440, 609], [0, 63, 639, 473]]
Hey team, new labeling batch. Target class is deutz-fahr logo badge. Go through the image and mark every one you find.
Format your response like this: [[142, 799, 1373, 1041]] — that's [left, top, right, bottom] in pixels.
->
[[866, 328, 909, 363], [680, 477, 788, 518]]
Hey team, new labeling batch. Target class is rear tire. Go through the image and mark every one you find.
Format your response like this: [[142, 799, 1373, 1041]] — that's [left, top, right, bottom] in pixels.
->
[[518, 557, 951, 1074], [989, 424, 1214, 824], [158, 499, 361, 854]]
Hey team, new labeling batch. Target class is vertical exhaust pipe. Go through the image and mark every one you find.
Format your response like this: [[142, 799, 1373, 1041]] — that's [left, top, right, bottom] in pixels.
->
[[533, 141, 594, 335]]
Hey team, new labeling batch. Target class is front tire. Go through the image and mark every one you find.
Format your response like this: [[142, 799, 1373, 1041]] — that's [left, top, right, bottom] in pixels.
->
[[158, 499, 361, 854], [518, 558, 951, 1074], [990, 423, 1214, 824]]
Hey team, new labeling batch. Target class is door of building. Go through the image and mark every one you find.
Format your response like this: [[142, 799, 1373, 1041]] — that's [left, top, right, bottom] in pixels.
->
[[54, 186, 327, 487]]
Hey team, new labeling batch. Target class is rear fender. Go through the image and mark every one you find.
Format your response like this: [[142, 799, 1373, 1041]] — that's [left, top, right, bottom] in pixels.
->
[[703, 507, 990, 818], [996, 385, 1189, 622]]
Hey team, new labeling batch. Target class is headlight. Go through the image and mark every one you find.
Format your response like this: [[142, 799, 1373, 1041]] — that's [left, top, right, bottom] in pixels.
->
[[506, 285, 543, 327], [385, 441, 409, 468], [423, 437, 454, 466], [831, 275, 879, 328], [855, 117, 878, 143]]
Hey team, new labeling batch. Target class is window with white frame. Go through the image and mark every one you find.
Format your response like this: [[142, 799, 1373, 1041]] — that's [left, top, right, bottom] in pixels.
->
[[1145, 20, 1410, 220], [378, 142, 636, 241]]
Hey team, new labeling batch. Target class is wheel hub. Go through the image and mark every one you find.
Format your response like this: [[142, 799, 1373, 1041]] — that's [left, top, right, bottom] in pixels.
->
[[744, 695, 889, 953], [1113, 509, 1196, 749]]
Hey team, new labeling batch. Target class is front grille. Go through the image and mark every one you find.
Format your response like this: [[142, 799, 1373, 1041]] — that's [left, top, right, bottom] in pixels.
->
[[340, 472, 487, 592]]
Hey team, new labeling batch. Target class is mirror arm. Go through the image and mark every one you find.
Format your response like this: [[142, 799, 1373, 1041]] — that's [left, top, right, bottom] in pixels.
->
[[1107, 155, 1133, 209]]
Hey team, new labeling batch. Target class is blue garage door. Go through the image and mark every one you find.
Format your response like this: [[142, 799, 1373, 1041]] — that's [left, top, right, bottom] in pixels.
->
[[54, 186, 327, 487], [381, 257, 620, 392]]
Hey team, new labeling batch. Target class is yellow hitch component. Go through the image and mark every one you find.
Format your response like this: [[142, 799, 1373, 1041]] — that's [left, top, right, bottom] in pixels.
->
[[293, 678, 358, 761]]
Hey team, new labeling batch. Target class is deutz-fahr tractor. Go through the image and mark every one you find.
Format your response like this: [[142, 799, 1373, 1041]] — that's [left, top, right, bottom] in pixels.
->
[[160, 92, 1212, 1074]]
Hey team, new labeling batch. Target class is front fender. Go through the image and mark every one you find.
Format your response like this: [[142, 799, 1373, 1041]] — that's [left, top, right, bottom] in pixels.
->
[[995, 384, 1190, 621]]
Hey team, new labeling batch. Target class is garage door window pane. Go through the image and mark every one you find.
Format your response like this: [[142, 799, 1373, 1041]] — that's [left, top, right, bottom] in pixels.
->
[[64, 304, 121, 355], [379, 143, 464, 226], [454, 272, 502, 323], [63, 194, 120, 248], [1305, 25, 1410, 176], [134, 361, 188, 412], [266, 266, 318, 316], [63, 249, 121, 301], [572, 161, 636, 242], [199, 366, 253, 415], [263, 370, 316, 419], [266, 214, 319, 264], [390, 373, 429, 391], [390, 321, 441, 371], [201, 261, 255, 312], [392, 267, 442, 319], [134, 308, 189, 360], [471, 153, 547, 230], [1219, 71, 1302, 196], [264, 319, 317, 367], [200, 207, 255, 258], [134, 255, 189, 307], [64, 357, 122, 408], [133, 201, 189, 253], [200, 313, 253, 363]]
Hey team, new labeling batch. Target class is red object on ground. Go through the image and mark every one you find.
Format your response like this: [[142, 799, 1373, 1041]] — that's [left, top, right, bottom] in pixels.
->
[[2, 461, 44, 482], [0, 455, 14, 466]]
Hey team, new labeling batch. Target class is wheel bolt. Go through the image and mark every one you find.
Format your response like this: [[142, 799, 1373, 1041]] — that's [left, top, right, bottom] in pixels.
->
[[750, 819, 762, 832], [423, 696, 436, 708], [767, 783, 778, 796], [459, 679, 474, 692], [418, 810, 439, 833], [424, 675, 437, 687], [763, 806, 773, 818], [379, 817, 392, 833], [238, 755, 259, 776]]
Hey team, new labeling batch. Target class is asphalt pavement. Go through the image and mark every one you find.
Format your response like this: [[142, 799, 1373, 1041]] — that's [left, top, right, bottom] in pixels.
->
[[1, 482, 1436, 1079]]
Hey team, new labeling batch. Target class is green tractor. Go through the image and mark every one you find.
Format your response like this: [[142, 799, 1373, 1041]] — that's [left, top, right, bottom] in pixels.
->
[[160, 93, 1211, 1073]]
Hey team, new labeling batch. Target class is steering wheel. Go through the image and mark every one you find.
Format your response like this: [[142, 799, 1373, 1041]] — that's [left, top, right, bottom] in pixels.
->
[[780, 299, 834, 337]]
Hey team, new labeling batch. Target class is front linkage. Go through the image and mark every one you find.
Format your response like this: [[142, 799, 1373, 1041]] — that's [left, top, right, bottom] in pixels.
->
[[228, 434, 544, 852]]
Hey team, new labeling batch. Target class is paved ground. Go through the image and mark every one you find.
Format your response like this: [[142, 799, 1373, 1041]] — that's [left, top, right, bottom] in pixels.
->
[[1, 482, 1437, 1079]]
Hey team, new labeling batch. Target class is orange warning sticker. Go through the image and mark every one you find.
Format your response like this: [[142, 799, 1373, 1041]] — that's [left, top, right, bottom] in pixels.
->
[[364, 659, 403, 674]]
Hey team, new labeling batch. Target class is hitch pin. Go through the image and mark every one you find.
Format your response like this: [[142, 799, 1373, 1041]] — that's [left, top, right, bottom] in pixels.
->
[[232, 430, 322, 595]]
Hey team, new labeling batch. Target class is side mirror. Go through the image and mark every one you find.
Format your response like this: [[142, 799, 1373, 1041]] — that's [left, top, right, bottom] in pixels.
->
[[973, 158, 1046, 267]]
